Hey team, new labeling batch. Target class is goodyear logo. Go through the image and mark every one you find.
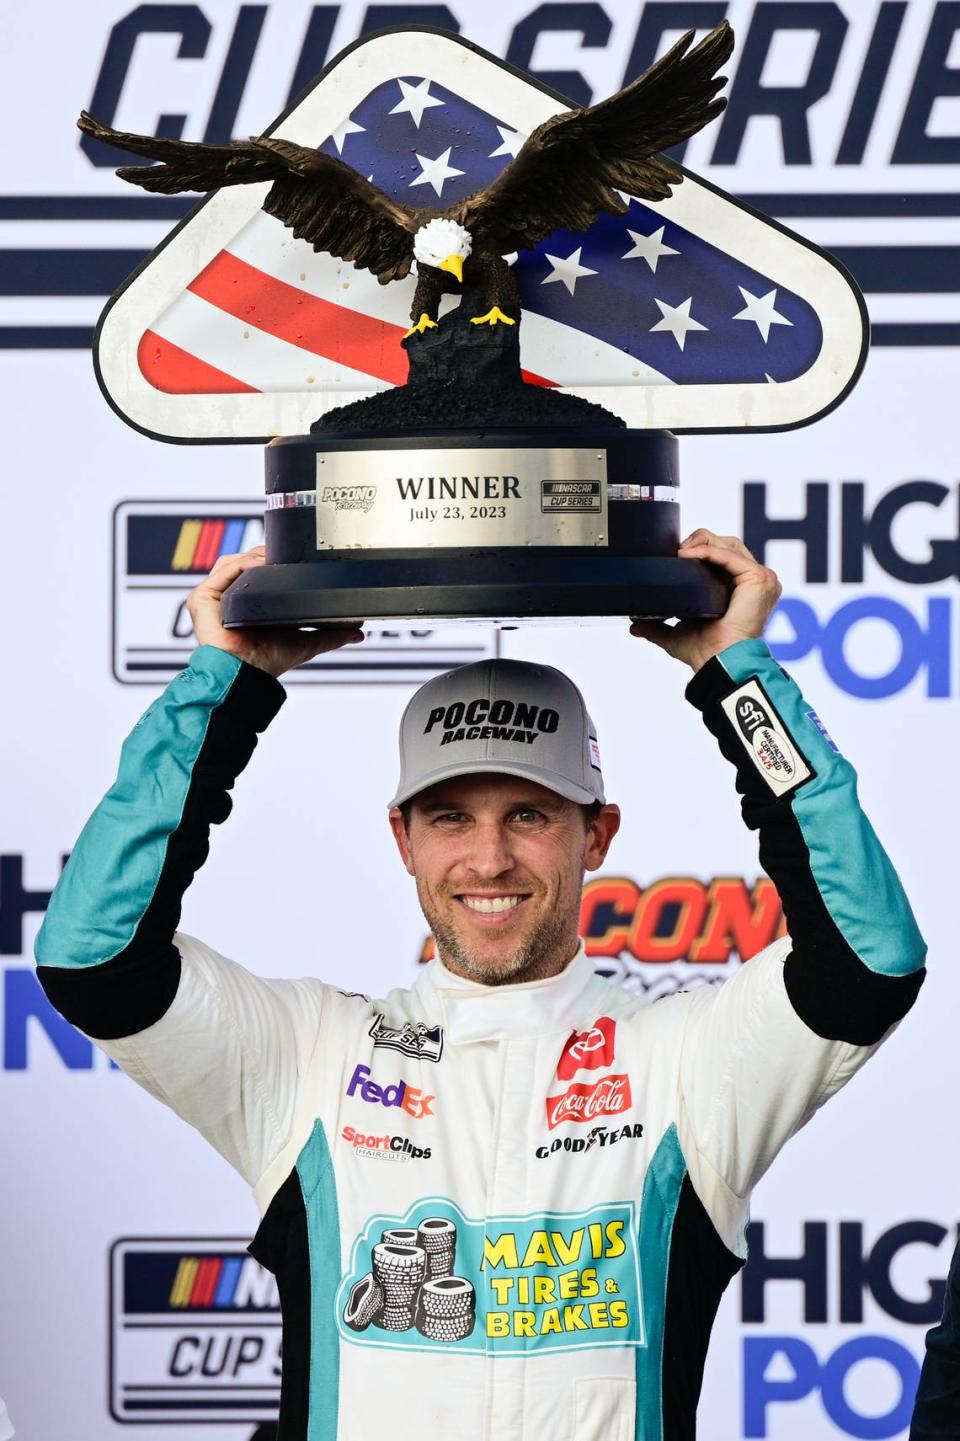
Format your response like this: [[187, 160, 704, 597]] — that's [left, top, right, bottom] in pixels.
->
[[110, 1238, 279, 1423]]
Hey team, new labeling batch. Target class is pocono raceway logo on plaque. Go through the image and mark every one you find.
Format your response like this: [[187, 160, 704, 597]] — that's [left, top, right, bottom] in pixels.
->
[[110, 1238, 280, 1423]]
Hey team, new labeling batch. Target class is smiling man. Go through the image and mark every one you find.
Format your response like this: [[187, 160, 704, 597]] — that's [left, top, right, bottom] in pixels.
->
[[388, 659, 621, 989], [36, 532, 925, 1441]]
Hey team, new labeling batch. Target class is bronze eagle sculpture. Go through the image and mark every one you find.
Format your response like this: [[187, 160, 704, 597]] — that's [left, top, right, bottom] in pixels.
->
[[78, 22, 733, 339]]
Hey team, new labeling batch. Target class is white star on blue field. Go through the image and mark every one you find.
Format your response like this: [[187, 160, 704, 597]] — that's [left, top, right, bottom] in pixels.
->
[[319, 77, 822, 384]]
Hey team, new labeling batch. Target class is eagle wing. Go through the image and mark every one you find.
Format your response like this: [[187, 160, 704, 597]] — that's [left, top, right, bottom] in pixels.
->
[[456, 20, 734, 255], [77, 113, 420, 282]]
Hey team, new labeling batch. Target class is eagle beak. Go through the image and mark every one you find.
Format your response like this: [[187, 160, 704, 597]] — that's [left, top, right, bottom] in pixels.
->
[[439, 253, 464, 283]]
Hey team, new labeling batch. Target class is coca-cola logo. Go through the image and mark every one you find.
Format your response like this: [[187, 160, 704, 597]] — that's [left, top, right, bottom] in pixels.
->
[[556, 1016, 616, 1081], [545, 1074, 633, 1130]]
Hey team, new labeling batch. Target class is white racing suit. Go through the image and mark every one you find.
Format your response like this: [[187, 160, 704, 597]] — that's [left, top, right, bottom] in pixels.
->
[[35, 639, 926, 1441]]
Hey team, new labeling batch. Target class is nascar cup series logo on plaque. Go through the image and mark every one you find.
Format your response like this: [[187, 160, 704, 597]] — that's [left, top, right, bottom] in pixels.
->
[[85, 23, 866, 626]]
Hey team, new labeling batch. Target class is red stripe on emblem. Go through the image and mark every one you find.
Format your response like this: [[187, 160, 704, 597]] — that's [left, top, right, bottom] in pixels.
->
[[199, 1258, 223, 1307], [137, 330, 258, 394], [187, 250, 557, 389], [189, 1258, 212, 1307], [193, 519, 226, 572], [188, 251, 410, 385]]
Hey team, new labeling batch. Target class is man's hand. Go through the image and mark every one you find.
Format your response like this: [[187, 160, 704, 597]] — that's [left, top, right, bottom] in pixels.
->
[[187, 546, 364, 679], [630, 529, 781, 673]]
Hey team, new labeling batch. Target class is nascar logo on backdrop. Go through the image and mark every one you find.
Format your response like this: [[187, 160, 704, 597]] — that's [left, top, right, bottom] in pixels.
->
[[112, 500, 499, 685], [110, 1238, 279, 1423], [90, 24, 864, 440]]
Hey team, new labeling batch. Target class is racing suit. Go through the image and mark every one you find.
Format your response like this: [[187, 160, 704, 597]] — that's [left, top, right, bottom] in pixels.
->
[[35, 639, 926, 1441]]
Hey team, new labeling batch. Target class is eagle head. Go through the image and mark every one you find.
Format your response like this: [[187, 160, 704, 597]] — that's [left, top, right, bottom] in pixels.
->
[[413, 217, 472, 283]]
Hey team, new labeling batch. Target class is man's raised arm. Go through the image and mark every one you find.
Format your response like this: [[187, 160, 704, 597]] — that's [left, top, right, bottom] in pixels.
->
[[633, 529, 926, 1205], [33, 550, 363, 1182], [36, 546, 362, 1035], [35, 637, 283, 1035]]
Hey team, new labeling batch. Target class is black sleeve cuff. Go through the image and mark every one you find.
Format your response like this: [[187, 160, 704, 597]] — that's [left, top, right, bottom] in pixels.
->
[[684, 653, 738, 712], [232, 659, 287, 730]]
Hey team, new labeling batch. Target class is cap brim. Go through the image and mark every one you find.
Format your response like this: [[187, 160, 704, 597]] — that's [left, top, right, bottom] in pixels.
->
[[388, 758, 602, 809]]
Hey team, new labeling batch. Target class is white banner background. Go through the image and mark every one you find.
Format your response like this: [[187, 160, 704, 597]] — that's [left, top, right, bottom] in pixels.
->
[[2, 3, 957, 1439]]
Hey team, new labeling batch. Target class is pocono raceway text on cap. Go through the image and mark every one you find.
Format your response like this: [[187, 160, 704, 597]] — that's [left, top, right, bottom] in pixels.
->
[[389, 658, 605, 809]]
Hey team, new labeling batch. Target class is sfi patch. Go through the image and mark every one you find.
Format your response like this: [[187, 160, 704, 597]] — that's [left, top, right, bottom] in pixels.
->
[[720, 678, 814, 797]]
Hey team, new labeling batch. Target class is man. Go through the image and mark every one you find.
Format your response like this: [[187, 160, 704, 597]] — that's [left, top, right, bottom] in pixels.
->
[[911, 1242, 960, 1436], [36, 530, 925, 1441]]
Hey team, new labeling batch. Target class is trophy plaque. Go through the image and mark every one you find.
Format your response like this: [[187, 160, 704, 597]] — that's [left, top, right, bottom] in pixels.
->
[[84, 23, 867, 627]]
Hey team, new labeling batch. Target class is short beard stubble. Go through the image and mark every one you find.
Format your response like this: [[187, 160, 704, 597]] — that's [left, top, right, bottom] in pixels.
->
[[418, 883, 578, 985]]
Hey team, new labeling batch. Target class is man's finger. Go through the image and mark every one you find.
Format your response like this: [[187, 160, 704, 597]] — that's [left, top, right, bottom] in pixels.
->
[[712, 534, 758, 563], [677, 537, 761, 579], [198, 550, 266, 598], [630, 619, 673, 649], [681, 531, 758, 565], [629, 619, 694, 659]]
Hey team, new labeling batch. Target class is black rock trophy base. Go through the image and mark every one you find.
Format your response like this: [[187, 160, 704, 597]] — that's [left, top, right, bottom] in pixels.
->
[[313, 294, 626, 434]]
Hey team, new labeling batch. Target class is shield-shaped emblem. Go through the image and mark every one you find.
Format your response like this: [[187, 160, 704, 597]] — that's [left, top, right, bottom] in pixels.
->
[[94, 26, 867, 442]]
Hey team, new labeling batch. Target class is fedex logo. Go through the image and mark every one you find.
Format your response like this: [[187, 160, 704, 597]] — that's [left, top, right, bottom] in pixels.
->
[[557, 1016, 616, 1081], [346, 1064, 435, 1119]]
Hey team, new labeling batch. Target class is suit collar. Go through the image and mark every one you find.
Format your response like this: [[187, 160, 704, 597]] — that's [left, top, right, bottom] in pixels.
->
[[416, 944, 595, 1043]]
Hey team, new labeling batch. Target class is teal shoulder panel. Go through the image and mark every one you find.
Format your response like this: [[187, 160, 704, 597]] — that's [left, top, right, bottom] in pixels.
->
[[296, 1120, 342, 1441], [635, 1124, 686, 1441], [717, 639, 925, 977], [35, 646, 242, 970]]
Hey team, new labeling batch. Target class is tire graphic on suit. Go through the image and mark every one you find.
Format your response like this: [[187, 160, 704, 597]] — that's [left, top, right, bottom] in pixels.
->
[[341, 1218, 476, 1340]]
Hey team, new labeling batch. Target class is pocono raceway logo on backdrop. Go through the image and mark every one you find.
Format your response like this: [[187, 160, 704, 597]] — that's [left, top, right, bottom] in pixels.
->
[[11, 0, 960, 353], [3, 861, 784, 1072], [745, 480, 960, 700], [110, 1239, 280, 1424], [420, 873, 786, 998]]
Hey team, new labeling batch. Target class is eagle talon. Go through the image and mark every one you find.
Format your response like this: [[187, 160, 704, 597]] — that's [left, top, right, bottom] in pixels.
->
[[470, 307, 517, 327], [404, 312, 439, 339]]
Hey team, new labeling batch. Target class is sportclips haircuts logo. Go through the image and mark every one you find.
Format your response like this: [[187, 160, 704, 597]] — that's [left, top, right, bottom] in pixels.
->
[[424, 697, 560, 748], [341, 1126, 431, 1162]]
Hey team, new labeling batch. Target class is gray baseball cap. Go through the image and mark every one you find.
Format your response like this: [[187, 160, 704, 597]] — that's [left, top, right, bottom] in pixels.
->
[[389, 658, 605, 808]]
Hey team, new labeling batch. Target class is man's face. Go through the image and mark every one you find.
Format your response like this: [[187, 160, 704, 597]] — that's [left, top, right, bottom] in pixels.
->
[[389, 774, 620, 985]]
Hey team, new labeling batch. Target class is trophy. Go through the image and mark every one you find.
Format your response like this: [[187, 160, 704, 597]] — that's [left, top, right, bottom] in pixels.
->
[[82, 23, 866, 627]]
